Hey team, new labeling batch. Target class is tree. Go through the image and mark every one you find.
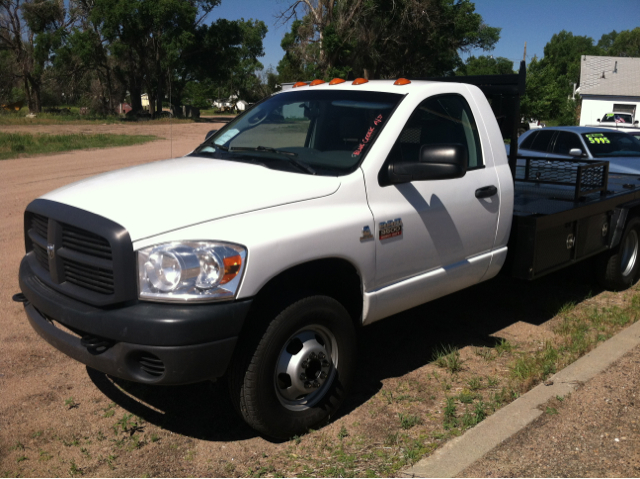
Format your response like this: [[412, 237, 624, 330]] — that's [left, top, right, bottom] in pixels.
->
[[174, 17, 268, 109], [542, 30, 599, 85], [520, 57, 566, 121], [597, 30, 618, 53], [456, 55, 513, 76], [607, 27, 640, 57], [1, 0, 41, 111], [521, 30, 600, 124], [278, 0, 500, 80], [90, 0, 219, 116]]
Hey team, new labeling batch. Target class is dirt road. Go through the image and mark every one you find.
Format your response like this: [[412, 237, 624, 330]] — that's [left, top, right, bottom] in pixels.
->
[[1, 120, 639, 477]]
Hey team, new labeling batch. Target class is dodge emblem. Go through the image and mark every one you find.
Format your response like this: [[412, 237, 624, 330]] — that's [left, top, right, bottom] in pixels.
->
[[47, 243, 55, 259]]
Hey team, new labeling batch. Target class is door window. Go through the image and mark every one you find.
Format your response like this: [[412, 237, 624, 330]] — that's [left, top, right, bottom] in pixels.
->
[[528, 130, 555, 152], [386, 94, 483, 171], [552, 132, 583, 155]]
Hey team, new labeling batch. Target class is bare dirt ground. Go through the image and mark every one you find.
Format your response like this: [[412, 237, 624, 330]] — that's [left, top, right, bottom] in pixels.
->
[[459, 345, 640, 477], [1, 120, 639, 477]]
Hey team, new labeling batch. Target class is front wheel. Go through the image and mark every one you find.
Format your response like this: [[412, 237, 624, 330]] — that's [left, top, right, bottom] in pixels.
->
[[595, 217, 640, 291], [229, 296, 357, 439]]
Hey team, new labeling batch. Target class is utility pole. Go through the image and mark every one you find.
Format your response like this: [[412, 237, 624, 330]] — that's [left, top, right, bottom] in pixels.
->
[[523, 42, 527, 63]]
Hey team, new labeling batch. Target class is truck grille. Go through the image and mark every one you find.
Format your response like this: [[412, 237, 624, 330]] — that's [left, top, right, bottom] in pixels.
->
[[31, 214, 48, 239], [63, 257, 115, 294], [62, 225, 113, 260], [24, 200, 136, 307], [33, 243, 50, 271]]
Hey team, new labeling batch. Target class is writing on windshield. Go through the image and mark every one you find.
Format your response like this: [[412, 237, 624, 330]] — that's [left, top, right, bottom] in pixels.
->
[[582, 132, 640, 158]]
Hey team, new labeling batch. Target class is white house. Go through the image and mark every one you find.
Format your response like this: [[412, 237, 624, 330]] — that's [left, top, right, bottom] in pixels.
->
[[579, 55, 640, 126]]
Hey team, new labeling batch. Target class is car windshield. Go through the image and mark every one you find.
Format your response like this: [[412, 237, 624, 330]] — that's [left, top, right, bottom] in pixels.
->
[[582, 131, 640, 158], [601, 113, 633, 124], [192, 89, 404, 175]]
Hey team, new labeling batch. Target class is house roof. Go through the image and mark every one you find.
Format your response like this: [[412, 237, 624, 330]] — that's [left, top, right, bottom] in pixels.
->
[[580, 55, 640, 97]]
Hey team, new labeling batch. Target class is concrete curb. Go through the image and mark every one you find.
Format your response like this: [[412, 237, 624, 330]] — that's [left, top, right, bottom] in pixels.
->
[[399, 319, 640, 478]]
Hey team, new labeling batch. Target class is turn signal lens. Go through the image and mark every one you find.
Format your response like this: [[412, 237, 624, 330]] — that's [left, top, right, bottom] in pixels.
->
[[221, 255, 242, 285], [310, 79, 326, 86], [293, 81, 308, 88], [394, 78, 411, 85], [352, 78, 369, 85], [329, 78, 346, 85]]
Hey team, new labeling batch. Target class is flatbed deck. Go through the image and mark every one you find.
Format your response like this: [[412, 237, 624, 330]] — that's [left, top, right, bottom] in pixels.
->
[[514, 172, 640, 218], [510, 170, 640, 281]]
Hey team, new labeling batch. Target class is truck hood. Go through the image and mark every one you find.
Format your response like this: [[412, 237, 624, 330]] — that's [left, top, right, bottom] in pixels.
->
[[41, 156, 341, 241]]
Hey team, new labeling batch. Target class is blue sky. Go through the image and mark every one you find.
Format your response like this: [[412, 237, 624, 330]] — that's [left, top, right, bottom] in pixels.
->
[[211, 0, 640, 72]]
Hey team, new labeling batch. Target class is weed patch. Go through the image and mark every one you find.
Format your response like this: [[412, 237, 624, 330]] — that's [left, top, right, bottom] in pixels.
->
[[433, 345, 464, 373], [0, 132, 156, 160]]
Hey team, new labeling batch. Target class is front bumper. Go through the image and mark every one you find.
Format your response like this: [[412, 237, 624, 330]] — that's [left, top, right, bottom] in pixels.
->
[[19, 257, 252, 385]]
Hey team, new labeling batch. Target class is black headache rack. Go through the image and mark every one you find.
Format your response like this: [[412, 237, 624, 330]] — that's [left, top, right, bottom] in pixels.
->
[[516, 157, 609, 201]]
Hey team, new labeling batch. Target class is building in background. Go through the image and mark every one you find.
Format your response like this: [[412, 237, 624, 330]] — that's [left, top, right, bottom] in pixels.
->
[[579, 55, 640, 126]]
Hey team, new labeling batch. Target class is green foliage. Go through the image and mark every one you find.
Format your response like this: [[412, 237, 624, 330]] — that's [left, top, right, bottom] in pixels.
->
[[443, 397, 457, 429], [398, 413, 422, 429], [457, 56, 514, 76], [600, 27, 640, 57], [0, 132, 156, 160], [432, 345, 464, 373], [494, 338, 514, 356], [277, 0, 501, 79]]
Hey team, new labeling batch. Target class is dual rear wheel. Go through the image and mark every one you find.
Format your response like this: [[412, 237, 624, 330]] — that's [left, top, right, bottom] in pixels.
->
[[596, 217, 640, 291]]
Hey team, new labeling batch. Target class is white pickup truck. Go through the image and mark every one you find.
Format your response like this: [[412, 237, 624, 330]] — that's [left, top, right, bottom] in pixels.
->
[[590, 112, 640, 135], [15, 66, 640, 439]]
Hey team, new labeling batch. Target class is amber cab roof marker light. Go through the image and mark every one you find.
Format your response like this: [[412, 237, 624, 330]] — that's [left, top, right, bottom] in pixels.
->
[[394, 78, 411, 86], [352, 78, 369, 85], [293, 81, 308, 88], [329, 78, 346, 85], [310, 79, 326, 86]]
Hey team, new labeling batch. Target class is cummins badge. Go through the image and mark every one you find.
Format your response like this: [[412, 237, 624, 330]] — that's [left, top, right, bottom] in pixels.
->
[[379, 218, 403, 240]]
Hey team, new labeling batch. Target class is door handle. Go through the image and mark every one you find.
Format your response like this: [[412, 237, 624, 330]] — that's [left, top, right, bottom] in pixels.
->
[[475, 185, 498, 198]]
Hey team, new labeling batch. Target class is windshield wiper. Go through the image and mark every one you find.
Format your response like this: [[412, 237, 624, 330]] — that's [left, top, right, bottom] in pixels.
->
[[229, 146, 316, 175], [231, 145, 297, 156]]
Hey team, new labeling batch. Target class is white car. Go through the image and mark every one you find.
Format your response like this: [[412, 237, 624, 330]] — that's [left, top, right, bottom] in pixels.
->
[[518, 126, 640, 174]]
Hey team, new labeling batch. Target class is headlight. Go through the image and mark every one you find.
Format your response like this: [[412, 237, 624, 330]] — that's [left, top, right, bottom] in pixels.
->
[[137, 241, 246, 302]]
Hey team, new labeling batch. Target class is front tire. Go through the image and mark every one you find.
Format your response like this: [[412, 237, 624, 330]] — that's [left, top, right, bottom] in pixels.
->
[[596, 217, 640, 291], [229, 296, 356, 439]]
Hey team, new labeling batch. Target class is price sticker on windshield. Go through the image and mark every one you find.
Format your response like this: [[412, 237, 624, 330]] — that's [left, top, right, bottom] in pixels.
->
[[585, 133, 610, 145]]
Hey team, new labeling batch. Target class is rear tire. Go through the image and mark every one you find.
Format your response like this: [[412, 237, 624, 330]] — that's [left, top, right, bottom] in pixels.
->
[[228, 295, 356, 439], [596, 217, 640, 291]]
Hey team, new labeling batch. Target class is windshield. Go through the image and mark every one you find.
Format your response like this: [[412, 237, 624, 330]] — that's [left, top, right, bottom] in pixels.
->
[[192, 89, 404, 175], [601, 113, 633, 124], [582, 131, 640, 158]]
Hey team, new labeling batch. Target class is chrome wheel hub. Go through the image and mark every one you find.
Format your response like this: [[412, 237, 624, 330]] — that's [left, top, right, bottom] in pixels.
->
[[621, 230, 639, 277], [274, 326, 337, 411]]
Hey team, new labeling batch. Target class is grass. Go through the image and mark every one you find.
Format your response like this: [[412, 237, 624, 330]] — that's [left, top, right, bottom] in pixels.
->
[[432, 345, 464, 373], [398, 413, 422, 430], [0, 108, 195, 125], [199, 109, 237, 116], [0, 132, 157, 160]]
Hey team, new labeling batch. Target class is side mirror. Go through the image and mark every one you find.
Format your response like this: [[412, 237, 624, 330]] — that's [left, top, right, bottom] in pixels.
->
[[634, 120, 639, 126], [596, 118, 601, 122], [388, 144, 468, 184], [205, 129, 218, 140], [569, 148, 584, 157]]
